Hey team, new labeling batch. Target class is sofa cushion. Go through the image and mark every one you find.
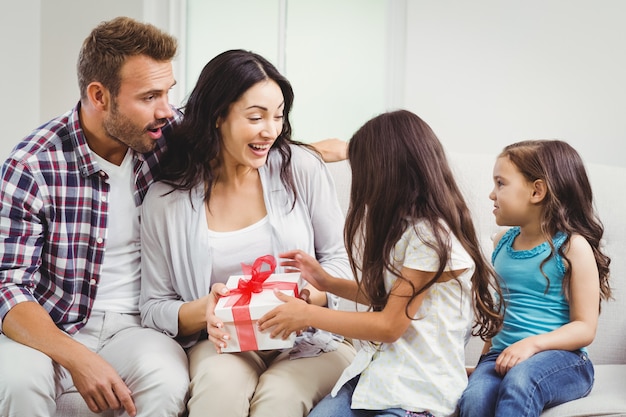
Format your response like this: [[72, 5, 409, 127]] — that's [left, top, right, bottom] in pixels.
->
[[55, 391, 113, 417], [540, 365, 626, 417]]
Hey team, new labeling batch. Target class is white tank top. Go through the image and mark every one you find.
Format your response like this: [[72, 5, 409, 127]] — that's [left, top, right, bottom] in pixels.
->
[[207, 215, 273, 285]]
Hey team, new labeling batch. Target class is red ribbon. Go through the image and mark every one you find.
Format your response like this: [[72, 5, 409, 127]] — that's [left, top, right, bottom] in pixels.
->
[[224, 255, 299, 351]]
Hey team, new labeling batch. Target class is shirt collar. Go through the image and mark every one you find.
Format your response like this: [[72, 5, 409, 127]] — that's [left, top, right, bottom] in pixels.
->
[[69, 102, 102, 178]]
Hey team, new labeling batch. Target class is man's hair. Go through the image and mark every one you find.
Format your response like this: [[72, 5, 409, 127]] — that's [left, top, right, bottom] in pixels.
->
[[77, 16, 177, 100]]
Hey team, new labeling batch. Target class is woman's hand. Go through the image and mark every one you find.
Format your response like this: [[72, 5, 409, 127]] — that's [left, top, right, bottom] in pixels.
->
[[258, 290, 312, 339], [205, 283, 232, 353], [279, 250, 330, 291]]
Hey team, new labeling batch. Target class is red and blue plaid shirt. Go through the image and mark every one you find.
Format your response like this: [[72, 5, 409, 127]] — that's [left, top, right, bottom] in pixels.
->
[[0, 102, 181, 334]]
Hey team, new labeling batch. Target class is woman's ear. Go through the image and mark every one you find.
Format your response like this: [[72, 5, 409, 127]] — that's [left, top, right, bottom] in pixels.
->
[[530, 179, 547, 203]]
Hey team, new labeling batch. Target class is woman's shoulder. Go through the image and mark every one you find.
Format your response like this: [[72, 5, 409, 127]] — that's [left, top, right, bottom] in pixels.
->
[[144, 180, 202, 208], [265, 143, 325, 180], [145, 180, 177, 201], [270, 143, 323, 165]]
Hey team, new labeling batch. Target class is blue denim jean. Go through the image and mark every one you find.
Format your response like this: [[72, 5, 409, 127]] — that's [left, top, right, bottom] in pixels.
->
[[308, 375, 434, 417], [458, 349, 594, 417]]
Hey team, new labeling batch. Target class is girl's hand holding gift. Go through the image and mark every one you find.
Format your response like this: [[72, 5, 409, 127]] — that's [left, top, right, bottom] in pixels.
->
[[258, 290, 311, 340]]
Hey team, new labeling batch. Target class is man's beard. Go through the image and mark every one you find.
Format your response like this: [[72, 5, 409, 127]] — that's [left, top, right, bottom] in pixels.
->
[[103, 101, 159, 154]]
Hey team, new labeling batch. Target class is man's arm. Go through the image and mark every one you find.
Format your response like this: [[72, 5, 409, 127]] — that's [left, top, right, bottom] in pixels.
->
[[4, 302, 137, 415], [310, 138, 348, 162], [0, 157, 136, 415]]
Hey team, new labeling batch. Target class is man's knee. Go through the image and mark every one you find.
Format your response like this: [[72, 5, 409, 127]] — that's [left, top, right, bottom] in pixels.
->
[[0, 338, 57, 414]]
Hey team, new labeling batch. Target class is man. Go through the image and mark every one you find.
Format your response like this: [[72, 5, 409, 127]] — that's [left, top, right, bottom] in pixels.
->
[[0, 17, 188, 416]]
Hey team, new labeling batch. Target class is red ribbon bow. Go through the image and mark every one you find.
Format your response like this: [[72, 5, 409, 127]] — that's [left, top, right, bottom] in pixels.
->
[[234, 254, 277, 296], [224, 255, 299, 351]]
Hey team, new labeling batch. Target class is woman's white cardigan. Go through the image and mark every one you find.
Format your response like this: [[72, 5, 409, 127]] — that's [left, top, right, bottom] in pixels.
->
[[138, 145, 351, 346]]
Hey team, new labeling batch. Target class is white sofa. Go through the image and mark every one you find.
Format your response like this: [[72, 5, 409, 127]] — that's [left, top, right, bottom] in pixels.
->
[[328, 152, 626, 417], [56, 152, 626, 416]]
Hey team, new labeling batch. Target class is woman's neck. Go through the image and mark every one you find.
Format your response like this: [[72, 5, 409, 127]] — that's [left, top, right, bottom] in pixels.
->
[[212, 157, 259, 188]]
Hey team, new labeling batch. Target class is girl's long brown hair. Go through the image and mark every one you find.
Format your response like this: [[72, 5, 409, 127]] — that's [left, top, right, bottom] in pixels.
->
[[345, 110, 503, 340]]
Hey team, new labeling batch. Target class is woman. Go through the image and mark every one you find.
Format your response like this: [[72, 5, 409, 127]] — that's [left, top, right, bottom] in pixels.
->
[[139, 49, 356, 417]]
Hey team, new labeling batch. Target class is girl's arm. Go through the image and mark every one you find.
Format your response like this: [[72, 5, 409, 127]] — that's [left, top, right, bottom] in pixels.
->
[[495, 234, 600, 374], [258, 265, 435, 344]]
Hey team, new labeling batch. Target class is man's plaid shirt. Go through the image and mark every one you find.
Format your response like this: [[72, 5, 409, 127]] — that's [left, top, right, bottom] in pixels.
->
[[0, 103, 181, 334]]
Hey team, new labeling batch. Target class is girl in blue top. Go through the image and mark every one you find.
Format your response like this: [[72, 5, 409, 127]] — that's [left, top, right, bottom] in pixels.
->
[[459, 140, 612, 417]]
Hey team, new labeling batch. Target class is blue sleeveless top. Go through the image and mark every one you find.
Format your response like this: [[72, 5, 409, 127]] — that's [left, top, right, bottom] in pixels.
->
[[490, 227, 570, 352]]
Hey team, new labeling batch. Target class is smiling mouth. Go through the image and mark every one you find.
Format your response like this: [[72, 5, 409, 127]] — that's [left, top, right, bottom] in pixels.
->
[[249, 143, 271, 151]]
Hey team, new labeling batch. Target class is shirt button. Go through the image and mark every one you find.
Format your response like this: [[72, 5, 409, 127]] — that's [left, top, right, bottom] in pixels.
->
[[100, 195, 107, 202], [96, 237, 104, 244], [90, 279, 97, 285]]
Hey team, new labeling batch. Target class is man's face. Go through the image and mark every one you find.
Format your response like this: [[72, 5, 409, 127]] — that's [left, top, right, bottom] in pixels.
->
[[103, 55, 176, 154]]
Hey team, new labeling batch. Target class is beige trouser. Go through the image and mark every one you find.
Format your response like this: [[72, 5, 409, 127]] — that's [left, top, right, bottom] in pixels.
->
[[186, 338, 356, 417], [0, 312, 189, 417]]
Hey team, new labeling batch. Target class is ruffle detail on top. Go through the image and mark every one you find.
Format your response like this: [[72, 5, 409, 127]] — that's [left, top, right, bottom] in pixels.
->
[[493, 226, 567, 276]]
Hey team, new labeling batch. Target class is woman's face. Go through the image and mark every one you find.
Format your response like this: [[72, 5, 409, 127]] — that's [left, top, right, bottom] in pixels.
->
[[218, 79, 284, 170]]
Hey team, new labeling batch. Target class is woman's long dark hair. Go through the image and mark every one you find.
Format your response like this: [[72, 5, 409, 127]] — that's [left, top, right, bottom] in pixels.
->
[[345, 110, 503, 340], [159, 49, 299, 203], [501, 140, 611, 306]]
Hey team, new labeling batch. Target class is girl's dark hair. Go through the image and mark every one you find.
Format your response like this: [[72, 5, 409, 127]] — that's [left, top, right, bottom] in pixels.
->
[[345, 110, 503, 340], [159, 49, 300, 203], [500, 140, 611, 305]]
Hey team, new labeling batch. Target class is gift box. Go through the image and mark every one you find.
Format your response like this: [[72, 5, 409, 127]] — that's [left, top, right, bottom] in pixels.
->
[[214, 255, 304, 352]]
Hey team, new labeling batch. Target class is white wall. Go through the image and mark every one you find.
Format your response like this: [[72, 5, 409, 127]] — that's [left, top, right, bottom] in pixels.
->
[[0, 0, 183, 160], [185, 0, 390, 145], [1, 1, 624, 169], [404, 0, 626, 167], [1, 0, 41, 160], [38, 1, 144, 123]]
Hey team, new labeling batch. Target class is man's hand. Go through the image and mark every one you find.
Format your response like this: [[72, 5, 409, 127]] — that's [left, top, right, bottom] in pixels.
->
[[2, 302, 136, 415], [68, 350, 136, 416]]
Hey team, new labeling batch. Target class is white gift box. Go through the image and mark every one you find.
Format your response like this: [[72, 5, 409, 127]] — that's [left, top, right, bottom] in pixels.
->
[[214, 272, 304, 352]]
